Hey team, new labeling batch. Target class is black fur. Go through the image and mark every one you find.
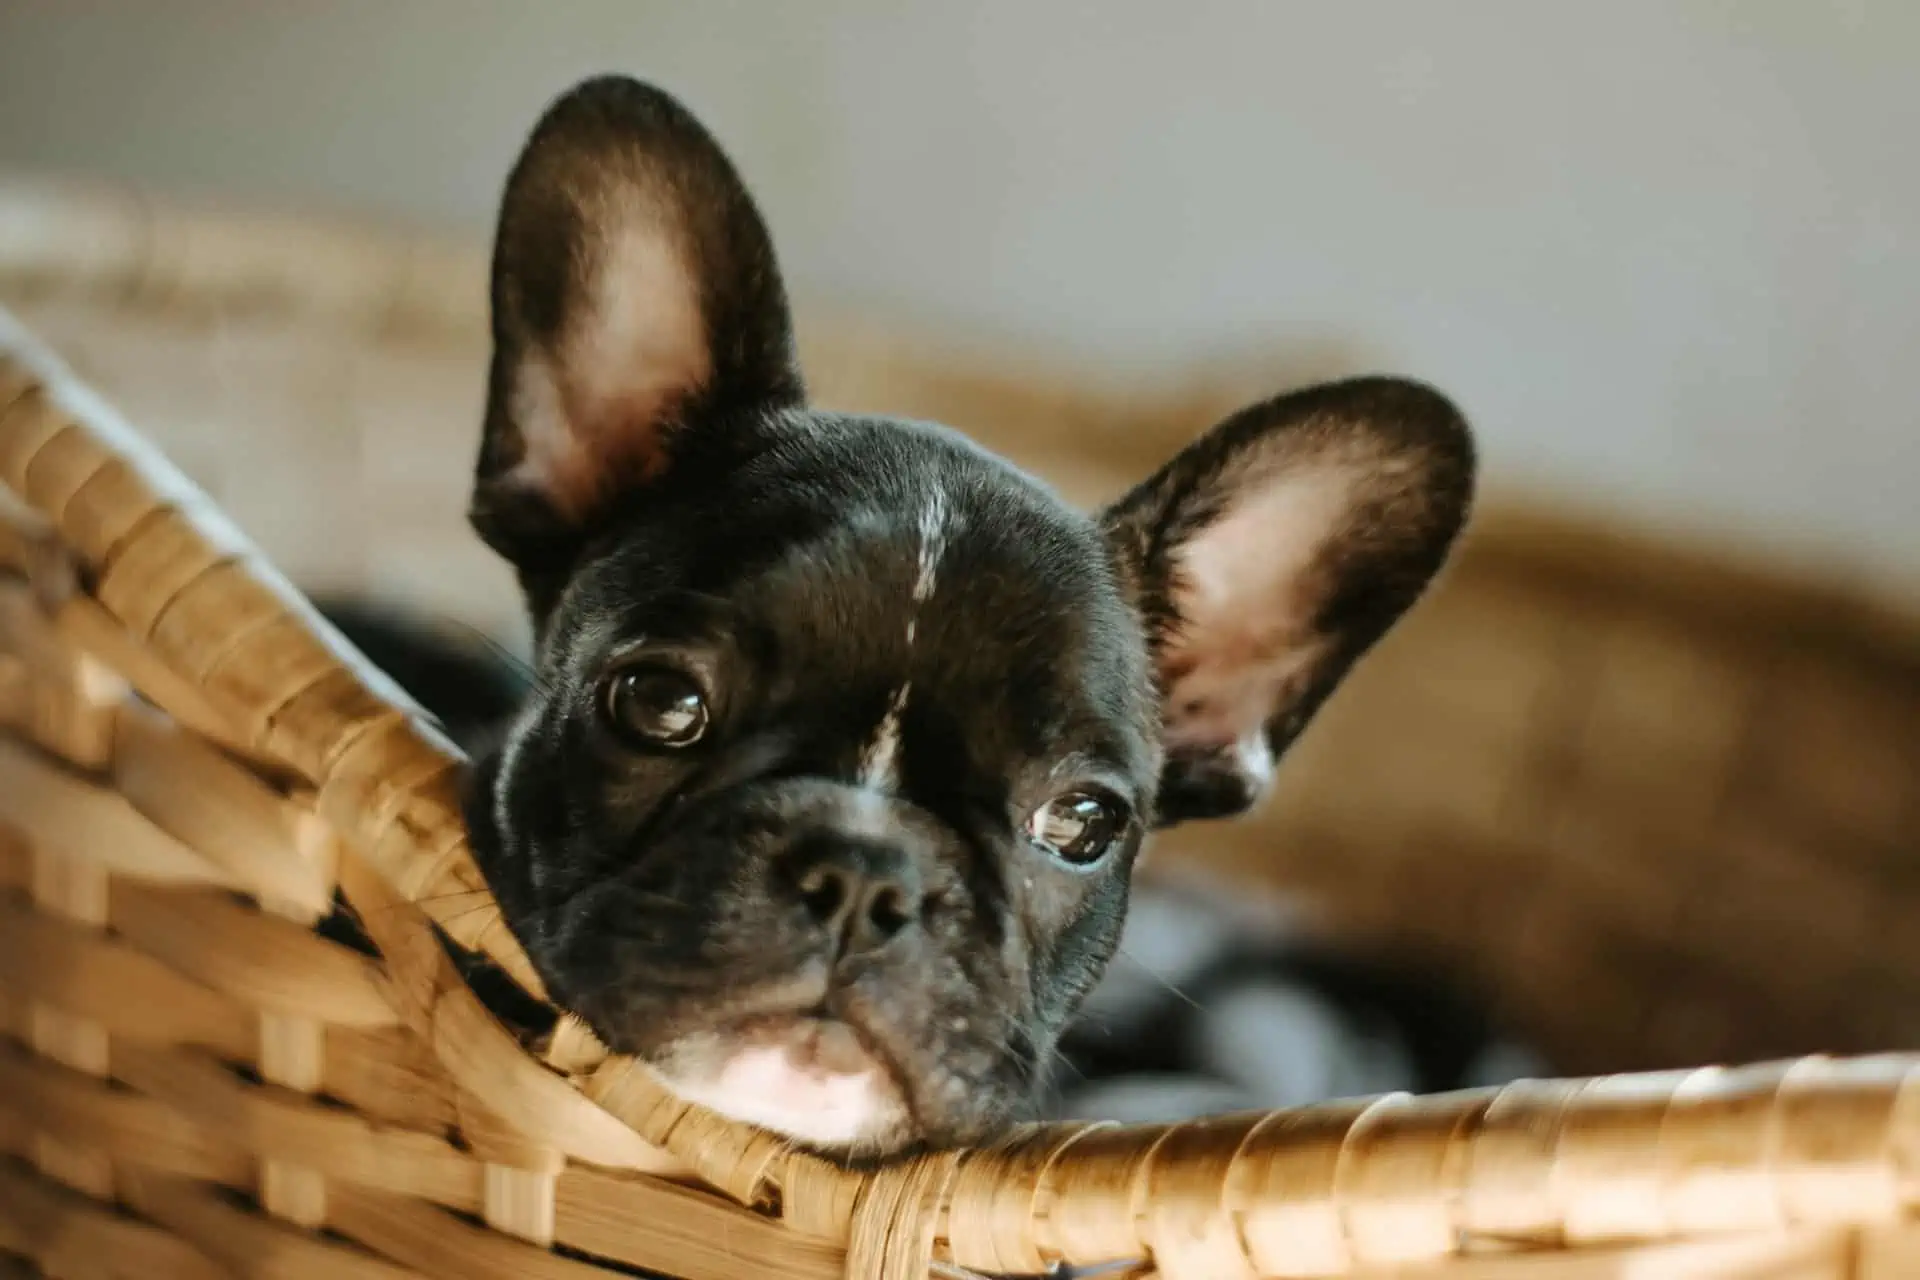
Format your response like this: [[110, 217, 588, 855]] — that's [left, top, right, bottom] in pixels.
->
[[322, 604, 1537, 1141], [363, 75, 1477, 1155], [470, 423, 1157, 1148]]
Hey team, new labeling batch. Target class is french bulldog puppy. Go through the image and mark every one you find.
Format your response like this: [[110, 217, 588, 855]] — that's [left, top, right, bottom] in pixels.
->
[[378, 74, 1475, 1159]]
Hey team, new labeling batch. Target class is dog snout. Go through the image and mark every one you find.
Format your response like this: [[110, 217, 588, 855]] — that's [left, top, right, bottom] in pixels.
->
[[785, 834, 924, 959]]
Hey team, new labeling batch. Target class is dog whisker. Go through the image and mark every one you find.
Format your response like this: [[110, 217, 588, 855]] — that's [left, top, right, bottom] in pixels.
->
[[1112, 945, 1209, 1015]]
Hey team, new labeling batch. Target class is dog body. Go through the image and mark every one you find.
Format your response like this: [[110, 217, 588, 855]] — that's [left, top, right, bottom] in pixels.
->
[[414, 75, 1474, 1156]]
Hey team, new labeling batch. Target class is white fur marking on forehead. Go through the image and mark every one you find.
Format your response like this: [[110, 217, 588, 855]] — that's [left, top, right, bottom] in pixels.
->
[[913, 487, 948, 603], [840, 785, 904, 843], [857, 681, 912, 790], [856, 487, 950, 791], [505, 218, 711, 518]]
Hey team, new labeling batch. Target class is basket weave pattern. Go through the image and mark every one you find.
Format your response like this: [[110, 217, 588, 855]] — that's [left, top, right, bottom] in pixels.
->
[[3, 180, 1920, 1278]]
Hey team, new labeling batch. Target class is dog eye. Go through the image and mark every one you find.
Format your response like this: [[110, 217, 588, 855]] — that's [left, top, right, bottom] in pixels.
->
[[1025, 792, 1125, 866], [602, 666, 709, 747]]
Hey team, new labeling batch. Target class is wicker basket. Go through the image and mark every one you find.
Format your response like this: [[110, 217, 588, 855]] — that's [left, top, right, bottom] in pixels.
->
[[2, 178, 1919, 1279]]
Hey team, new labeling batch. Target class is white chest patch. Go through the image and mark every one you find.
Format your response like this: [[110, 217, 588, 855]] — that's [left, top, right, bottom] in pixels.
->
[[856, 490, 948, 790]]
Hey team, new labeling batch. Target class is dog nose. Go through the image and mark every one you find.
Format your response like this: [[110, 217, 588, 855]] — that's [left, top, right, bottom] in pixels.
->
[[787, 837, 923, 957]]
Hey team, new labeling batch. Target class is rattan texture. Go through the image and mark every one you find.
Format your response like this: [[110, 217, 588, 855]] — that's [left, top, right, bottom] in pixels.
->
[[2, 178, 1919, 1279]]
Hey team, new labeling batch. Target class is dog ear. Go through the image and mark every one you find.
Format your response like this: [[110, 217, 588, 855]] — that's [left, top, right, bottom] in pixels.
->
[[471, 75, 802, 595], [1101, 377, 1475, 825]]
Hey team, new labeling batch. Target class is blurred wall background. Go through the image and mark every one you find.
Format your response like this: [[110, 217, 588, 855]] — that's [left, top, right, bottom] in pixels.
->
[[0, 0, 1914, 592]]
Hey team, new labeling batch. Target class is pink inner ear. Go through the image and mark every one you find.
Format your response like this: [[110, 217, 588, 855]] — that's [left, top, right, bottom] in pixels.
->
[[1158, 462, 1352, 752], [505, 221, 713, 522]]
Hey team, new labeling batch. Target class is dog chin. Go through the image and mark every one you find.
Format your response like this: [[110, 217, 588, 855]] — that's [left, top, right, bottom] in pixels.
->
[[653, 1016, 913, 1152]]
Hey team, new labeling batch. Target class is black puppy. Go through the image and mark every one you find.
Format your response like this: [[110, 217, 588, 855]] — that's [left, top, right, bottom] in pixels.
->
[[398, 75, 1473, 1158]]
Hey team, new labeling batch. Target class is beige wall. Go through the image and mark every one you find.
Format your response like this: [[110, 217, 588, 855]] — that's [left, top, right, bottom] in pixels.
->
[[1, 1, 1914, 589]]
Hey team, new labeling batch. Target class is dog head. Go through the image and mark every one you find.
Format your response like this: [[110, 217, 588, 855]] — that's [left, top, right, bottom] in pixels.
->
[[463, 76, 1474, 1156]]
